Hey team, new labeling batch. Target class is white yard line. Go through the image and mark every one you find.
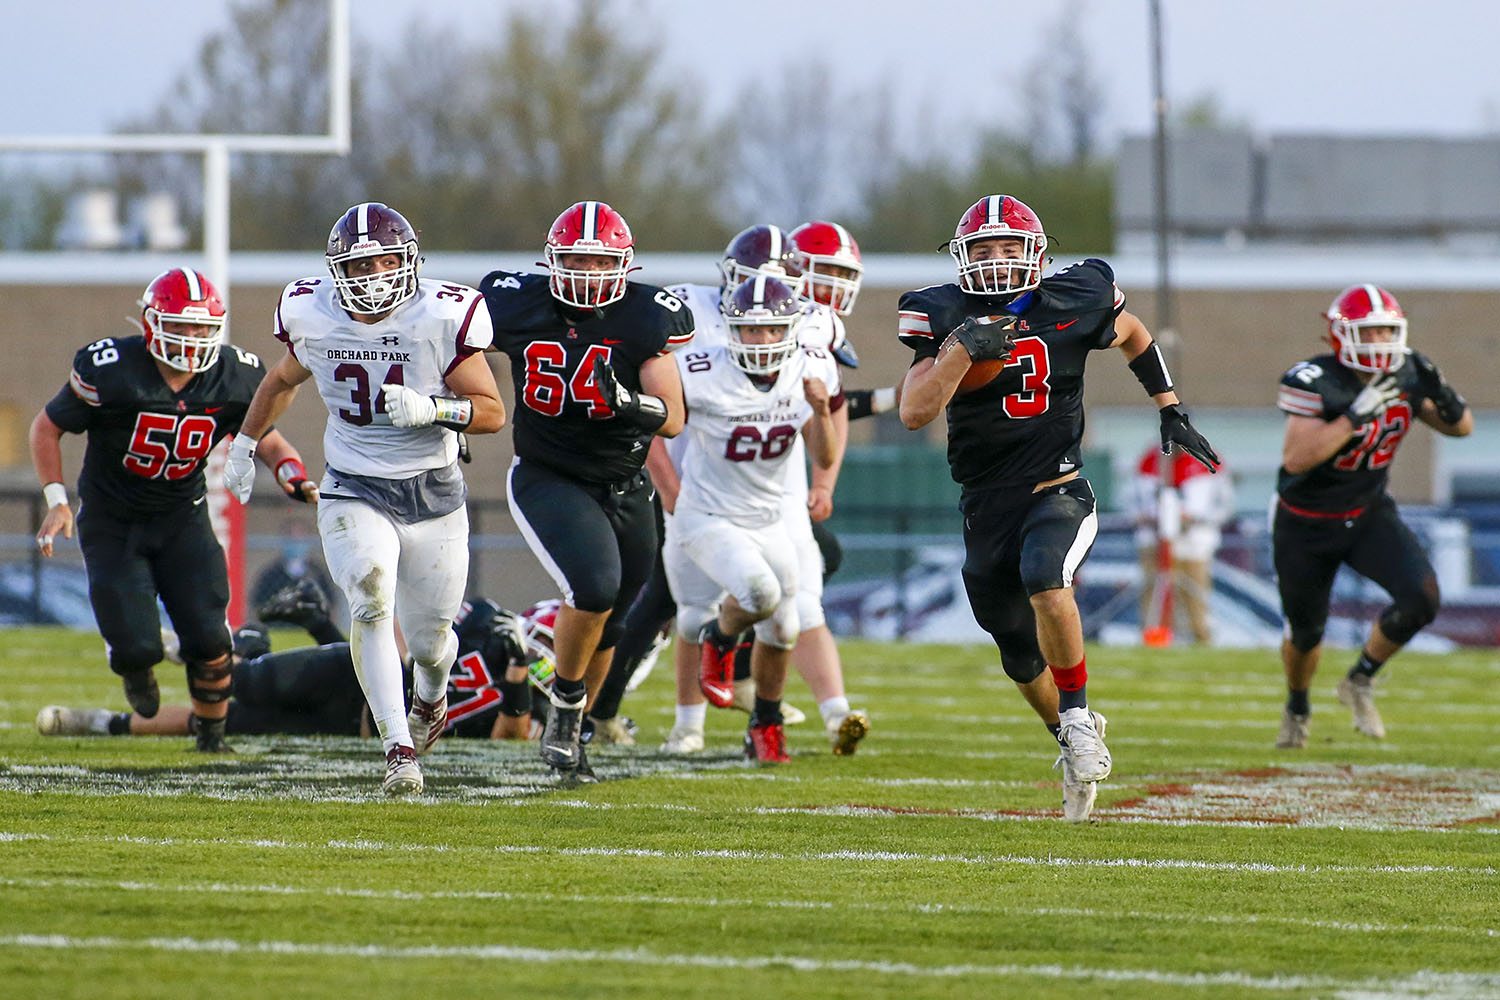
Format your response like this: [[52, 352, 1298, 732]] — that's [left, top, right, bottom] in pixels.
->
[[0, 932, 1495, 995]]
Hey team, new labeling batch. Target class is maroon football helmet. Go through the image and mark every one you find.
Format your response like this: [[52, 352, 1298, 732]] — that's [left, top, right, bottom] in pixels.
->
[[545, 201, 634, 309], [789, 221, 863, 315], [721, 275, 806, 376], [1323, 284, 1409, 373], [138, 268, 226, 372], [326, 203, 421, 315], [718, 224, 804, 302], [949, 195, 1047, 296]]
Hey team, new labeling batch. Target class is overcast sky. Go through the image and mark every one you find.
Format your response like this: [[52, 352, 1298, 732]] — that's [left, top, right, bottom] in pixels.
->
[[5, 0, 1499, 143]]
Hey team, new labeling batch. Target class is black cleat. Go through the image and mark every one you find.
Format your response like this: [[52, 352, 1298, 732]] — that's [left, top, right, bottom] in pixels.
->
[[122, 668, 160, 719], [540, 693, 585, 773], [256, 578, 331, 630], [192, 716, 234, 754]]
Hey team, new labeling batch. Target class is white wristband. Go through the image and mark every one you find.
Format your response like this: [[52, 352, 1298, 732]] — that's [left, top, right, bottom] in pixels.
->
[[42, 482, 68, 509]]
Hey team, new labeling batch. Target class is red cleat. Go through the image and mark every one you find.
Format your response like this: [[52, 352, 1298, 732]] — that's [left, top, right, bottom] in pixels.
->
[[698, 624, 736, 708], [744, 722, 790, 763]]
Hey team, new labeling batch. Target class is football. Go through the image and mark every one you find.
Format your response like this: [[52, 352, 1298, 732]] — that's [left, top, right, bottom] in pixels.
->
[[957, 359, 1007, 394]]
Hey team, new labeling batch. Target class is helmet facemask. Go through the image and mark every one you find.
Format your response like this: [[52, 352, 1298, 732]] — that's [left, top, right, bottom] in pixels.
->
[[1332, 317, 1409, 373], [145, 310, 225, 373], [951, 232, 1045, 296], [328, 241, 421, 315], [546, 246, 633, 310]]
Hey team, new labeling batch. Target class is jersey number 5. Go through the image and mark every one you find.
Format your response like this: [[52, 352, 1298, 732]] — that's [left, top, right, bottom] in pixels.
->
[[122, 413, 217, 480]]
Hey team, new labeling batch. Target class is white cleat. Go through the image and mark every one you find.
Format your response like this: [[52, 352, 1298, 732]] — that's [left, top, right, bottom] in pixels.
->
[[1275, 708, 1310, 749], [406, 693, 448, 756], [1057, 707, 1112, 783], [589, 715, 637, 746], [382, 745, 424, 796], [660, 724, 705, 754], [1053, 711, 1107, 822], [1336, 674, 1385, 739], [37, 706, 109, 736]]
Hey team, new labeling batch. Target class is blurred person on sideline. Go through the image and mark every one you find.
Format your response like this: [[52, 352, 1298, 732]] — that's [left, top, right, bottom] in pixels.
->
[[1132, 440, 1233, 645], [30, 267, 315, 754], [1272, 285, 1471, 748]]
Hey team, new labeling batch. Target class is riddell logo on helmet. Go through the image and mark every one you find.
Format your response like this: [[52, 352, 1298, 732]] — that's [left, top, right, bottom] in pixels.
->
[[350, 239, 382, 253]]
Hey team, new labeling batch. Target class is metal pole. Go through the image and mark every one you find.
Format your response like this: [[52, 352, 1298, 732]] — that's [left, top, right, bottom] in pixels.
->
[[1144, 0, 1178, 647]]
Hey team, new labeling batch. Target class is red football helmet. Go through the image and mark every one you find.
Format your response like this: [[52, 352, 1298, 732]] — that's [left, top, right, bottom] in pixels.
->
[[718, 224, 804, 302], [545, 201, 634, 309], [520, 599, 561, 693], [789, 221, 863, 315], [326, 202, 422, 315], [138, 267, 226, 373], [949, 195, 1047, 296], [1324, 284, 1409, 373], [721, 275, 806, 376]]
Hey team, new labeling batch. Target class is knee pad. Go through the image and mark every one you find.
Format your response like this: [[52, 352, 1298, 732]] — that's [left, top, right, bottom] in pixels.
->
[[675, 602, 717, 641], [1287, 623, 1325, 653], [408, 623, 458, 670], [740, 573, 783, 619], [186, 654, 234, 705], [109, 638, 164, 678], [795, 588, 826, 632], [1379, 580, 1440, 645], [752, 601, 798, 650], [993, 629, 1046, 684]]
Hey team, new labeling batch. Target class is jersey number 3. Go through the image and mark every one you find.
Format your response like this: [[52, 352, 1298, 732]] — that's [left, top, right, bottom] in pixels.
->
[[1002, 337, 1051, 418]]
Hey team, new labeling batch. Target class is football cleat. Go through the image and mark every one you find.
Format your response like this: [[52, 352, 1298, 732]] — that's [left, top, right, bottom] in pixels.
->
[[1336, 674, 1385, 739], [698, 623, 737, 708], [192, 716, 235, 754], [256, 577, 332, 630], [36, 706, 109, 736], [661, 724, 705, 754], [588, 715, 637, 746], [1275, 708, 1310, 749], [122, 668, 160, 719], [1053, 711, 1108, 822], [827, 711, 870, 756], [407, 693, 448, 756], [744, 722, 791, 763], [729, 677, 807, 725], [1056, 707, 1111, 782], [382, 744, 423, 796], [540, 690, 586, 772]]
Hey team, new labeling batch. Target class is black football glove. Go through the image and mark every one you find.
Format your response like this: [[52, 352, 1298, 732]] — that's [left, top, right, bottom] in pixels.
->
[[1159, 403, 1222, 472], [950, 315, 1017, 362], [1343, 373, 1403, 427], [1408, 353, 1467, 424], [593, 355, 669, 432]]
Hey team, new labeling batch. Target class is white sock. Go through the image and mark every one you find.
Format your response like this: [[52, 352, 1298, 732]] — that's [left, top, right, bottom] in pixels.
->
[[818, 696, 851, 726], [674, 703, 707, 730], [88, 709, 113, 734], [350, 618, 411, 754]]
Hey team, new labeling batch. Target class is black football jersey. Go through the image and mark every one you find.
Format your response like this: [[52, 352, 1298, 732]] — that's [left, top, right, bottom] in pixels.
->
[[444, 598, 526, 738], [45, 335, 266, 518], [480, 271, 695, 484], [898, 259, 1124, 491], [1275, 352, 1433, 513]]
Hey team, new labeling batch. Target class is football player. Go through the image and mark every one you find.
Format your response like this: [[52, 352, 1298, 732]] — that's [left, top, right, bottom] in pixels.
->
[[38, 590, 551, 745], [897, 194, 1221, 822], [30, 267, 315, 754], [661, 275, 843, 762], [225, 202, 506, 796], [480, 200, 692, 782], [1272, 285, 1471, 748]]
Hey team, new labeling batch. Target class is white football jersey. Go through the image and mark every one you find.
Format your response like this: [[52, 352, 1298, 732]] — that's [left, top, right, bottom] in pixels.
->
[[674, 341, 841, 524], [274, 276, 494, 479]]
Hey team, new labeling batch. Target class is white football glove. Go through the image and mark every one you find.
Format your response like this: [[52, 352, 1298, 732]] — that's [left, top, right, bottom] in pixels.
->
[[382, 383, 438, 427], [1345, 374, 1403, 427], [224, 433, 258, 504]]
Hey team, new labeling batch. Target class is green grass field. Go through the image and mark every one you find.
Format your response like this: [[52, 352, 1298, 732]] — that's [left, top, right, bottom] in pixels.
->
[[2, 627, 1497, 999]]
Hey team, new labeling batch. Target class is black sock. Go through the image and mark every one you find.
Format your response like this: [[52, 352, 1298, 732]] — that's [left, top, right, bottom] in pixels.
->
[[732, 641, 753, 681], [1287, 689, 1311, 715], [1349, 651, 1384, 679], [1046, 722, 1062, 742], [1058, 685, 1088, 713], [308, 619, 346, 646], [553, 676, 585, 705], [107, 712, 132, 736], [753, 697, 783, 726]]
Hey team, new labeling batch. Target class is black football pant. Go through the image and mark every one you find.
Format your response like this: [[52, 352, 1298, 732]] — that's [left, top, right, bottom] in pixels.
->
[[77, 500, 233, 677], [225, 643, 367, 736], [595, 493, 676, 720]]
